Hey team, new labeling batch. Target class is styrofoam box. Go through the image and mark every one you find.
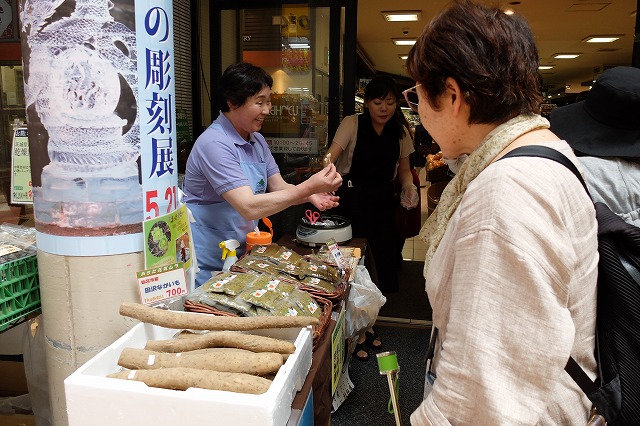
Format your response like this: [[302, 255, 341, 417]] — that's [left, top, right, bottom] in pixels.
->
[[64, 322, 313, 426]]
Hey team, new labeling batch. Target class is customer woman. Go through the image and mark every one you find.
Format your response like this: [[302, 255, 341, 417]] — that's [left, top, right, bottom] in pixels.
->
[[325, 76, 418, 361], [405, 1, 598, 424], [183, 62, 342, 287]]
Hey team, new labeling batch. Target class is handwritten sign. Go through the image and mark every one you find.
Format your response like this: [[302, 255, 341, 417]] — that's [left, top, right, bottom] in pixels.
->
[[137, 262, 188, 305]]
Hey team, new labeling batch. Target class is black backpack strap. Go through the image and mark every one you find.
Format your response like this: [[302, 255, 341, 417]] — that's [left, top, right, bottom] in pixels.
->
[[500, 145, 589, 196], [500, 145, 598, 395]]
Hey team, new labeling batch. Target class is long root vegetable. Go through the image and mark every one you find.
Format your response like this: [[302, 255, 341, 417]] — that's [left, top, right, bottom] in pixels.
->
[[118, 347, 283, 376], [108, 367, 272, 394], [119, 302, 319, 330], [145, 330, 296, 354]]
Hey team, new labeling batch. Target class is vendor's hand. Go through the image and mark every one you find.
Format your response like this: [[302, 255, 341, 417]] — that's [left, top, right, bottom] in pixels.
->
[[309, 192, 340, 211], [400, 184, 419, 209], [308, 163, 342, 194]]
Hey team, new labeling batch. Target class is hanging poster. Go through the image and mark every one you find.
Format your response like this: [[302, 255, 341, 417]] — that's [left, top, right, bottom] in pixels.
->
[[143, 204, 192, 270], [17, 0, 177, 256], [10, 127, 32, 204]]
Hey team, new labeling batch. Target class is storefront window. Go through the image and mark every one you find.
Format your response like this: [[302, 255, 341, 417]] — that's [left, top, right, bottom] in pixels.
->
[[0, 64, 31, 225], [221, 5, 333, 185]]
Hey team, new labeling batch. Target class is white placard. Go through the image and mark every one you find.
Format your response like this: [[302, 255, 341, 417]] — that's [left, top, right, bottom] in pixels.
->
[[137, 262, 188, 305]]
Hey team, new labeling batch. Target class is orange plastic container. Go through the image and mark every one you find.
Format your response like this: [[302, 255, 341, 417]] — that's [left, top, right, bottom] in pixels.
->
[[246, 217, 273, 251]]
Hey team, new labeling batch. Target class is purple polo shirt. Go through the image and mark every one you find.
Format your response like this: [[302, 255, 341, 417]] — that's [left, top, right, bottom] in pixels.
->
[[183, 113, 280, 204]]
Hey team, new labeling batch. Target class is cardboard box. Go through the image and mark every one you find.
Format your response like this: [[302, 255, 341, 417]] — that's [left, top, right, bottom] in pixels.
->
[[0, 413, 36, 426], [64, 323, 313, 426], [0, 360, 28, 397], [0, 360, 36, 426]]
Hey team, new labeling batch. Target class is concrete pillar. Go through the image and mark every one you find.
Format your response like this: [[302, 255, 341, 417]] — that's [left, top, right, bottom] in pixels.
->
[[38, 251, 144, 425]]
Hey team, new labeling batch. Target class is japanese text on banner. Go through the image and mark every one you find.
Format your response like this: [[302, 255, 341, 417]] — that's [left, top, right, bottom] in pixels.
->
[[137, 2, 179, 221]]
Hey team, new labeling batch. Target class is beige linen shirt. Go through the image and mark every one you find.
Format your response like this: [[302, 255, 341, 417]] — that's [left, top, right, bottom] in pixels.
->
[[411, 141, 598, 425]]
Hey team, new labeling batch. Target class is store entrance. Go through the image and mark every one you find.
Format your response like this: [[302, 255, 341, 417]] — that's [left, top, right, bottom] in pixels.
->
[[210, 1, 356, 237]]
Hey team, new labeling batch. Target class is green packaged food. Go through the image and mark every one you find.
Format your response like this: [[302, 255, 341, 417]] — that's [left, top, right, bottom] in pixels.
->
[[250, 243, 282, 259], [297, 259, 340, 283], [275, 261, 305, 280], [300, 276, 337, 293], [238, 276, 285, 311], [264, 277, 298, 296], [189, 291, 252, 315], [274, 246, 304, 264], [235, 255, 279, 275], [271, 297, 306, 317], [203, 272, 256, 295], [289, 289, 322, 319], [255, 306, 274, 316]]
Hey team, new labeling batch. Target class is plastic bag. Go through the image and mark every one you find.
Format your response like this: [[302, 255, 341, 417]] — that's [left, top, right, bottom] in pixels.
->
[[345, 265, 387, 339]]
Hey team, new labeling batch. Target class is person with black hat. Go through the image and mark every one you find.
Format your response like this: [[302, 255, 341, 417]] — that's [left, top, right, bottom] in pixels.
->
[[550, 66, 640, 227]]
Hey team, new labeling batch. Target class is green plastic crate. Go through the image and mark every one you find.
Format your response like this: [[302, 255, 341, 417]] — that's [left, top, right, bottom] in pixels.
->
[[0, 255, 40, 332]]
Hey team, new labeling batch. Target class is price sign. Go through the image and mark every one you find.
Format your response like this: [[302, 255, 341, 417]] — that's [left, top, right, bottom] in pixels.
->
[[137, 262, 188, 305], [331, 307, 346, 395], [326, 238, 348, 270], [10, 127, 33, 204]]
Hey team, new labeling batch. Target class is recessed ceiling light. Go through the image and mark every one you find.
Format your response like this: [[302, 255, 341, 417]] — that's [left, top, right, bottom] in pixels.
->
[[553, 53, 581, 59], [583, 35, 622, 43], [504, 8, 515, 15], [538, 65, 554, 70], [392, 38, 417, 46], [399, 54, 409, 60], [382, 11, 421, 22]]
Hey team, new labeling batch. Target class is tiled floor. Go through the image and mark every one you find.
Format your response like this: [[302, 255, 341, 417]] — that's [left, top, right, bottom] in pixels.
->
[[401, 184, 432, 262]]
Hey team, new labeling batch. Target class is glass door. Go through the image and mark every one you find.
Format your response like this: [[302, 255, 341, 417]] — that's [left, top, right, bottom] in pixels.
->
[[0, 63, 30, 224], [211, 1, 350, 236]]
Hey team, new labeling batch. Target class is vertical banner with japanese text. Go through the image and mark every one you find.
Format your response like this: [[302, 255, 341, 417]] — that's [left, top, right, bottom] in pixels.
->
[[136, 1, 179, 225]]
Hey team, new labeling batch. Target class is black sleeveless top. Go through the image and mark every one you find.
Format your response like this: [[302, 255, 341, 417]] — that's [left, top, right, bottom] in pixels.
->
[[348, 113, 401, 187]]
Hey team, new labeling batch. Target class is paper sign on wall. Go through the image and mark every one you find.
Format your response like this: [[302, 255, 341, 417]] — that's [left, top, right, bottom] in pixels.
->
[[10, 128, 33, 205]]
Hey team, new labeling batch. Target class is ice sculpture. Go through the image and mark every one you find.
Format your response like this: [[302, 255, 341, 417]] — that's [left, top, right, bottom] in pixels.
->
[[20, 0, 142, 236]]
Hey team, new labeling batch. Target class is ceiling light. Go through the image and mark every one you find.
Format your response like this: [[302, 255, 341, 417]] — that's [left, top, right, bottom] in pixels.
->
[[583, 35, 622, 43], [382, 11, 421, 22], [553, 53, 581, 59], [392, 38, 417, 46], [399, 54, 409, 60], [504, 8, 515, 15], [538, 65, 554, 70]]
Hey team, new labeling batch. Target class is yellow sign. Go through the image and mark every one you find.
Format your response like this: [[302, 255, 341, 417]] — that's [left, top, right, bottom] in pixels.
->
[[281, 7, 310, 38]]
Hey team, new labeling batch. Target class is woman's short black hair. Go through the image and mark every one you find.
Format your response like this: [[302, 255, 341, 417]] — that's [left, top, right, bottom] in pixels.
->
[[218, 62, 273, 112], [406, 0, 542, 124]]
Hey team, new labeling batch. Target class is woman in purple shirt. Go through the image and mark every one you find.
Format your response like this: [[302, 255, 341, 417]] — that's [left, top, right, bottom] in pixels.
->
[[183, 62, 342, 287]]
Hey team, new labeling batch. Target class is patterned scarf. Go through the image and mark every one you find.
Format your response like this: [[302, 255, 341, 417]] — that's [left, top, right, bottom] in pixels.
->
[[420, 114, 550, 278]]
